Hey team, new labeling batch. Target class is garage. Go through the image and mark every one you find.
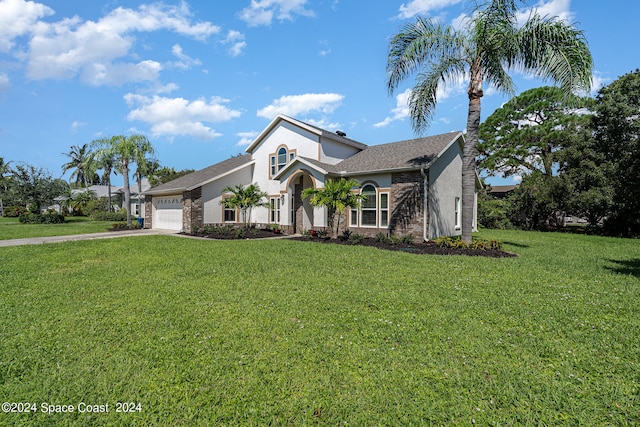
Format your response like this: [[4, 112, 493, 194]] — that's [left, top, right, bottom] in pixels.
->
[[152, 196, 183, 230]]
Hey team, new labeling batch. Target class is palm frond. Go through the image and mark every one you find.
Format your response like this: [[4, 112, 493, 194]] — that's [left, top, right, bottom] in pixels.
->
[[387, 17, 466, 95], [514, 15, 593, 96]]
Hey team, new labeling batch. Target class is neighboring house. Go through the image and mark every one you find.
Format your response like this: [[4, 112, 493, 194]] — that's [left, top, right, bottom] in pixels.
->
[[144, 115, 478, 240], [54, 178, 151, 217], [488, 184, 518, 199]]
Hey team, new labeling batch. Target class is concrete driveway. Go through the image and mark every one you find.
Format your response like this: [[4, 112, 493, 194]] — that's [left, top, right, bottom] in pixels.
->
[[0, 228, 177, 248]]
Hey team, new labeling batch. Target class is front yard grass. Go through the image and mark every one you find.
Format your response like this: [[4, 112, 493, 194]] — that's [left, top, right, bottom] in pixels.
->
[[0, 230, 638, 425], [0, 216, 113, 240]]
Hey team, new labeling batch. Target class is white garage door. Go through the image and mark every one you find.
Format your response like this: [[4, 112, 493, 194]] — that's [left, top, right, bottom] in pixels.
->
[[153, 196, 183, 230]]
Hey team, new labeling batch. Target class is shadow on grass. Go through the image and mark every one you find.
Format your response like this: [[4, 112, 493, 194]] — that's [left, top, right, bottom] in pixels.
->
[[606, 258, 640, 277], [503, 241, 530, 248]]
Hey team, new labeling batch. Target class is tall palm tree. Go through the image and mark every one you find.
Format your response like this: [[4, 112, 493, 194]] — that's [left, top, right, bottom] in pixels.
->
[[386, 0, 592, 242], [93, 134, 154, 227], [61, 144, 96, 188], [134, 157, 159, 217], [92, 140, 117, 212]]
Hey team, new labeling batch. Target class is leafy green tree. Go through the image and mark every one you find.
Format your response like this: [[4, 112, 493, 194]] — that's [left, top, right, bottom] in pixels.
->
[[0, 157, 13, 212], [93, 134, 155, 227], [509, 172, 570, 230], [11, 163, 69, 212], [62, 143, 97, 188], [558, 121, 614, 228], [302, 178, 364, 238], [219, 183, 268, 227], [148, 166, 195, 187], [477, 188, 512, 229], [386, 0, 592, 242], [479, 86, 593, 179], [591, 69, 640, 236]]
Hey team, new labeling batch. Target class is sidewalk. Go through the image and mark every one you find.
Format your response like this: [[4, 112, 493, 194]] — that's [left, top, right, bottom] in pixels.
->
[[0, 228, 174, 248]]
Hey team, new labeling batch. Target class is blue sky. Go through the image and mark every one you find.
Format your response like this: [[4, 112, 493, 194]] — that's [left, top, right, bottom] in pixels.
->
[[0, 0, 637, 186]]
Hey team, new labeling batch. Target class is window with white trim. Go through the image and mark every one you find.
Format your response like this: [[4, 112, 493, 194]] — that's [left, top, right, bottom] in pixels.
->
[[270, 197, 281, 223], [269, 146, 296, 178], [360, 184, 377, 227], [455, 197, 461, 229], [349, 186, 390, 228], [277, 147, 287, 171], [223, 202, 237, 223], [380, 192, 389, 227]]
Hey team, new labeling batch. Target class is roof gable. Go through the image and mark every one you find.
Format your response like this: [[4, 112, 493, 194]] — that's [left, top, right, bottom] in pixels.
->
[[245, 114, 367, 154], [333, 132, 463, 175], [145, 154, 252, 195]]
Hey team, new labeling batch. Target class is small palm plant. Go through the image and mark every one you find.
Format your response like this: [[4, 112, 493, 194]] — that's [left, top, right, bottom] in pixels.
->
[[220, 183, 269, 227], [302, 178, 364, 239]]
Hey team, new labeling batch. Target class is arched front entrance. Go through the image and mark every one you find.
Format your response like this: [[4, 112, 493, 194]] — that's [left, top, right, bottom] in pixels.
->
[[288, 172, 315, 234]]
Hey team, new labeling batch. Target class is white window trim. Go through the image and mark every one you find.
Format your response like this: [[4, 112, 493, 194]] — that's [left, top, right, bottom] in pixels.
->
[[454, 197, 461, 230]]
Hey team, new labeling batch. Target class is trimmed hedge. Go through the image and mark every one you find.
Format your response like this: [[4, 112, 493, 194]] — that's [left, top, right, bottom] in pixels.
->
[[89, 211, 127, 221], [18, 213, 65, 224]]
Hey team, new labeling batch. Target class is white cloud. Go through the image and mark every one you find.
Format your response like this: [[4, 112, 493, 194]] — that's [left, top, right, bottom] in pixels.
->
[[374, 80, 465, 128], [236, 131, 259, 147], [0, 0, 53, 52], [70, 120, 86, 132], [516, 0, 574, 26], [223, 30, 246, 57], [170, 44, 201, 70], [124, 93, 242, 140], [397, 0, 462, 20], [257, 93, 344, 119], [0, 73, 10, 96], [374, 89, 411, 128], [24, 2, 219, 85], [239, 0, 314, 27], [591, 71, 610, 95], [304, 118, 341, 131]]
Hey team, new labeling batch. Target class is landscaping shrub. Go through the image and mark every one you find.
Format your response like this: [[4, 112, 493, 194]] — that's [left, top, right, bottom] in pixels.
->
[[434, 235, 503, 251], [374, 232, 389, 243], [18, 213, 65, 224], [348, 233, 365, 244], [401, 234, 415, 244], [110, 222, 140, 230], [90, 211, 127, 221], [2, 206, 27, 217]]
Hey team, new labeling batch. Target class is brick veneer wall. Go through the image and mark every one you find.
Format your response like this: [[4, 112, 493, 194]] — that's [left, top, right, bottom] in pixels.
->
[[144, 196, 152, 229], [389, 171, 425, 240], [335, 171, 426, 240], [182, 187, 202, 233]]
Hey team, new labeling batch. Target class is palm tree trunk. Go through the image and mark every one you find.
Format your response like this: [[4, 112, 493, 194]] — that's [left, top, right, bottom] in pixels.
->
[[122, 161, 132, 227], [463, 74, 482, 243], [137, 172, 142, 217]]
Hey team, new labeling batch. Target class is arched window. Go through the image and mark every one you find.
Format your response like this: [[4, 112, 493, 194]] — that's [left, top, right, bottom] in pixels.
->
[[360, 184, 377, 226], [277, 147, 287, 171]]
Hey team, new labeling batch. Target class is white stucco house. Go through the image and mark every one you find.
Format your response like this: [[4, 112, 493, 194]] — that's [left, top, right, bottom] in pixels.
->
[[144, 115, 477, 240]]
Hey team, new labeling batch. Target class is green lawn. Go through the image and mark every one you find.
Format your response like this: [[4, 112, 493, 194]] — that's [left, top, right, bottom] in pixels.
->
[[0, 216, 113, 240], [0, 230, 638, 425]]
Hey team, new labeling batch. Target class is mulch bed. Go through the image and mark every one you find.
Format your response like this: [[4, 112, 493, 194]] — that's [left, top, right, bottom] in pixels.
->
[[189, 228, 283, 240], [290, 236, 517, 258]]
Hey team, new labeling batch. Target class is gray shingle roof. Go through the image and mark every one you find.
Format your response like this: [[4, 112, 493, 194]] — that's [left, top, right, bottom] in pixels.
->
[[145, 154, 252, 195], [333, 132, 462, 175]]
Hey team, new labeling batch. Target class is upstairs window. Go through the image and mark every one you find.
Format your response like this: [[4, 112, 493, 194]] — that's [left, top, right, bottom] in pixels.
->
[[269, 146, 296, 178], [277, 147, 287, 171]]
